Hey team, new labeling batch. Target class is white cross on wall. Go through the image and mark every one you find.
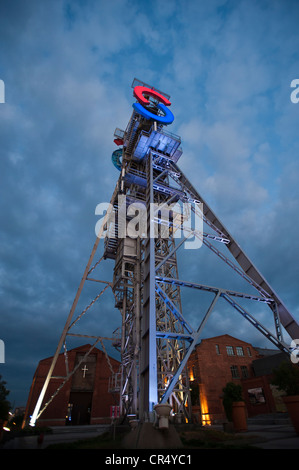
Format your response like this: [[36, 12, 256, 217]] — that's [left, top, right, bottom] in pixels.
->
[[82, 365, 88, 378]]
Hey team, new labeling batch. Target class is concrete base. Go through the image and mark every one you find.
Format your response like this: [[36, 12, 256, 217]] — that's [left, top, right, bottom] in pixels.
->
[[122, 422, 183, 449]]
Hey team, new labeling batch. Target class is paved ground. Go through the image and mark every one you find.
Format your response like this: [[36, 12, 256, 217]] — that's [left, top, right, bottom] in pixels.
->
[[1, 424, 111, 449], [245, 424, 299, 449], [211, 423, 299, 449], [1, 422, 299, 449]]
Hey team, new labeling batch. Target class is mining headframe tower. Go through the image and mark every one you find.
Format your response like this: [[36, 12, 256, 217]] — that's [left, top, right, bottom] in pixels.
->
[[29, 78, 299, 429]]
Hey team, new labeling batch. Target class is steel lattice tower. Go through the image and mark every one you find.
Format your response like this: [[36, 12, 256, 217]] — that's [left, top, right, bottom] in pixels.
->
[[29, 78, 299, 427]]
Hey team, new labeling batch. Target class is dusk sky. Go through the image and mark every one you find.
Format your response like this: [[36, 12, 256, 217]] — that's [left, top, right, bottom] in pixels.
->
[[1, 0, 299, 409]]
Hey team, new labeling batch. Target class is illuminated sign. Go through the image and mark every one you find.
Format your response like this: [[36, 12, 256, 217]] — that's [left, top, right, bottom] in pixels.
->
[[111, 148, 122, 171], [112, 84, 175, 170], [132, 85, 174, 125]]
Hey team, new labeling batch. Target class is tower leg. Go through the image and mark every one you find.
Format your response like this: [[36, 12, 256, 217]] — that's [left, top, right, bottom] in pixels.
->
[[140, 151, 158, 420]]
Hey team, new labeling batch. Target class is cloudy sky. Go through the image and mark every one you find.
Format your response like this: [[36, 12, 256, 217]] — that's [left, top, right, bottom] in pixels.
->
[[1, 0, 299, 408]]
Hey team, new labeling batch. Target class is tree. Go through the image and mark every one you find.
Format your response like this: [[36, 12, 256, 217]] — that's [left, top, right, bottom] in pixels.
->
[[222, 382, 243, 422], [0, 375, 11, 421], [271, 361, 299, 396]]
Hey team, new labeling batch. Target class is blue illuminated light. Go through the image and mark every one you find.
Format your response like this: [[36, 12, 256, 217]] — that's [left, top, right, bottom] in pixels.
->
[[133, 102, 174, 125], [111, 148, 122, 170]]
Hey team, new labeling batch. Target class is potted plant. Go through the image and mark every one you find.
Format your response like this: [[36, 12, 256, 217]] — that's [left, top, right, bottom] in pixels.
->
[[271, 361, 299, 434], [222, 382, 247, 432]]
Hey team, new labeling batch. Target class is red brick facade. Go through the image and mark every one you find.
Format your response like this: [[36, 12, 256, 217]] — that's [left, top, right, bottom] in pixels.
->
[[24, 336, 286, 427], [24, 344, 120, 427], [188, 335, 261, 423]]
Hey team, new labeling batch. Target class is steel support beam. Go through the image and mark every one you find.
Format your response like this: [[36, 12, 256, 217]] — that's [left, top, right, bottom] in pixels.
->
[[172, 162, 299, 340], [140, 151, 158, 417], [160, 292, 221, 403]]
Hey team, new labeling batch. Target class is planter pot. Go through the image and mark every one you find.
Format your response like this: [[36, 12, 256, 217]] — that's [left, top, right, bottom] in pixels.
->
[[283, 395, 299, 434], [232, 401, 247, 432], [154, 404, 172, 429]]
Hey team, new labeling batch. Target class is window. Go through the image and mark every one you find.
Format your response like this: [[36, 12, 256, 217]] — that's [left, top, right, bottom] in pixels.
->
[[236, 346, 244, 356], [241, 365, 249, 378], [230, 365, 239, 379], [226, 346, 234, 356], [215, 344, 220, 355], [247, 347, 252, 357]]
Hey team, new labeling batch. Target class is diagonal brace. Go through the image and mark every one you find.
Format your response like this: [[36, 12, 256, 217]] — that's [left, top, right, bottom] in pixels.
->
[[160, 291, 221, 404]]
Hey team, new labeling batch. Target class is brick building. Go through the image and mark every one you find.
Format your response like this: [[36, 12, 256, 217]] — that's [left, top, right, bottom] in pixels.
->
[[24, 336, 287, 427], [188, 334, 285, 424], [23, 344, 120, 427]]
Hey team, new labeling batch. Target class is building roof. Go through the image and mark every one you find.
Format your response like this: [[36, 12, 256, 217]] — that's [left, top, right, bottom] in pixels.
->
[[197, 334, 255, 347], [252, 352, 289, 377], [253, 347, 281, 357], [37, 344, 119, 364]]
